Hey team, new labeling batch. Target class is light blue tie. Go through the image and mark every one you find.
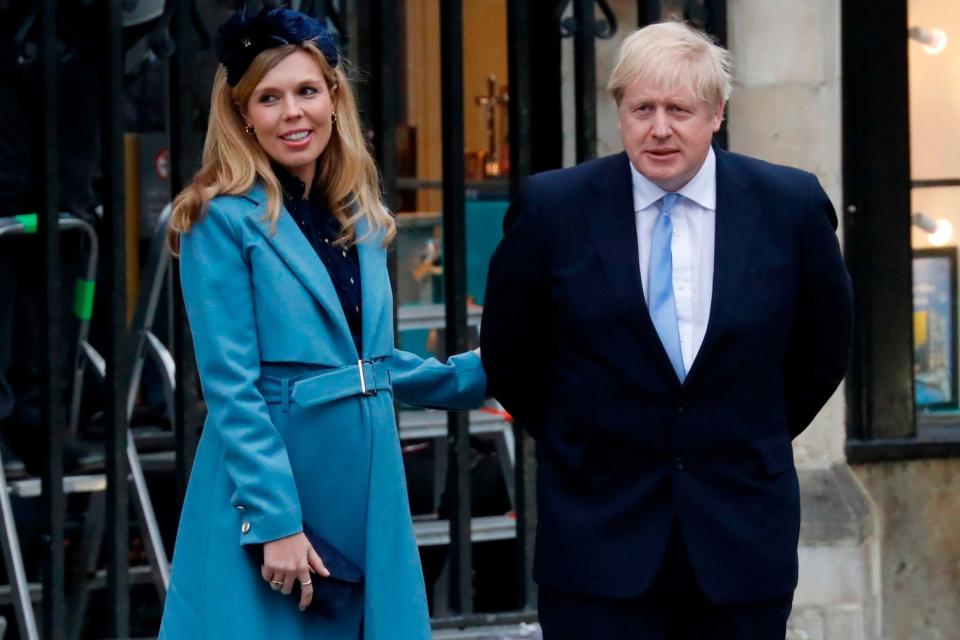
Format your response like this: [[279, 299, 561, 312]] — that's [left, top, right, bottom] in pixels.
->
[[648, 193, 685, 381]]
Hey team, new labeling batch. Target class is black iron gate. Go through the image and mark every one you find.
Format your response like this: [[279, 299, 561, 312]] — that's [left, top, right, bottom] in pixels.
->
[[16, 0, 725, 636]]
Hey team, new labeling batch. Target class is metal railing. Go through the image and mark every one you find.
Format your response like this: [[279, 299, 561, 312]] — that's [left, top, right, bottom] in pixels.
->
[[18, 1, 728, 636]]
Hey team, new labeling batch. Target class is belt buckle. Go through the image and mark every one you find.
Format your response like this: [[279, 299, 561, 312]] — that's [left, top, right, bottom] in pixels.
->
[[357, 360, 377, 396]]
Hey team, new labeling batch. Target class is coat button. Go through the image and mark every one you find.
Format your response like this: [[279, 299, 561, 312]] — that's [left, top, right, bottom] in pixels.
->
[[241, 521, 251, 534], [677, 405, 685, 414], [674, 457, 684, 471]]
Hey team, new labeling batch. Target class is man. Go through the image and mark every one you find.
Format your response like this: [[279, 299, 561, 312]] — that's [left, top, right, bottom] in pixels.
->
[[481, 21, 853, 639]]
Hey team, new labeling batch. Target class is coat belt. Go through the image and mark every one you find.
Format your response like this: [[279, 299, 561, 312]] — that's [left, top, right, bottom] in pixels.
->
[[259, 360, 392, 412]]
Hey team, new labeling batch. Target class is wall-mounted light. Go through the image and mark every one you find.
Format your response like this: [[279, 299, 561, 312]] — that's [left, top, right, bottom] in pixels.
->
[[912, 212, 954, 246], [929, 219, 954, 246], [909, 26, 948, 55]]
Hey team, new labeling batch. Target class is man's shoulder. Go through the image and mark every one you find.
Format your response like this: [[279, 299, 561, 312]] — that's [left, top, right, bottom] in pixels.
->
[[719, 149, 816, 194], [720, 149, 836, 227], [524, 153, 626, 195]]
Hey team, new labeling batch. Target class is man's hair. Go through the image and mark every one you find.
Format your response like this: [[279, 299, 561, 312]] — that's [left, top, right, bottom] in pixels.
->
[[607, 21, 732, 107]]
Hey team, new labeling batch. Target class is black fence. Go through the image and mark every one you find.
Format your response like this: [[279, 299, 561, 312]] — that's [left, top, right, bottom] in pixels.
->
[[13, 0, 725, 637]]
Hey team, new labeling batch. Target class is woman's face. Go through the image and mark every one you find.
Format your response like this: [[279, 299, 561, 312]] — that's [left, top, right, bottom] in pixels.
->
[[243, 50, 336, 188]]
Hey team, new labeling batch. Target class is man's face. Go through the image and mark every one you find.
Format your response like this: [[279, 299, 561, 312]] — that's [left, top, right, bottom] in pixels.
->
[[617, 79, 724, 192]]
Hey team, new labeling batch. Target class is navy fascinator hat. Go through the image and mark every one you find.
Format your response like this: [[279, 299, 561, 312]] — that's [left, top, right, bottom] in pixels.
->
[[215, 7, 340, 87]]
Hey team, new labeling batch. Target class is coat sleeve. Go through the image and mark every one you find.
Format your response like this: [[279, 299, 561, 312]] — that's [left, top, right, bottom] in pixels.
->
[[480, 180, 551, 438], [386, 349, 486, 410], [179, 200, 302, 546], [784, 175, 854, 438]]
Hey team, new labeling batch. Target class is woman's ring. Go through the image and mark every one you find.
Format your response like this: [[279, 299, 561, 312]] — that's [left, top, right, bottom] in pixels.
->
[[271, 580, 283, 586], [301, 579, 312, 586]]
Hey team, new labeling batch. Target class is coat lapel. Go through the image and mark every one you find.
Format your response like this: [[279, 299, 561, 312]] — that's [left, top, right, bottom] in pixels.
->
[[356, 217, 390, 359], [684, 147, 763, 385], [244, 185, 353, 338], [585, 152, 682, 383]]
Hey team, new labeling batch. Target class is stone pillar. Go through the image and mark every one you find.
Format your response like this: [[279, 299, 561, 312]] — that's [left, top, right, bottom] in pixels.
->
[[727, 2, 881, 638]]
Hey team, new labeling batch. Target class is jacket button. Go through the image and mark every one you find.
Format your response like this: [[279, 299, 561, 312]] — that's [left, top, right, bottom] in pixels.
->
[[241, 521, 251, 534], [677, 405, 685, 414], [674, 457, 684, 471]]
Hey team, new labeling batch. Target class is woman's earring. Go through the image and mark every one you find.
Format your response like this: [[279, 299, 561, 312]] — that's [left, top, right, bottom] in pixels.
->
[[244, 122, 254, 135], [331, 111, 338, 125]]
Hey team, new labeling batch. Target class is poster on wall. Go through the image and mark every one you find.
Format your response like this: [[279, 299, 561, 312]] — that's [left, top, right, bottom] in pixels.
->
[[913, 247, 959, 411]]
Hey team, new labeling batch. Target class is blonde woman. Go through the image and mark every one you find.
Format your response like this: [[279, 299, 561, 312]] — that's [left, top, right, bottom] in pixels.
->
[[159, 8, 485, 639]]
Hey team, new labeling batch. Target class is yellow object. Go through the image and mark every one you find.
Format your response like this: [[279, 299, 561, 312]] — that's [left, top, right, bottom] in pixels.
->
[[914, 310, 929, 347]]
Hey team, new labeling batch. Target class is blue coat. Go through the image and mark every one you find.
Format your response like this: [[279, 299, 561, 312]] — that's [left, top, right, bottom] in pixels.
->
[[481, 149, 853, 605], [159, 185, 486, 639]]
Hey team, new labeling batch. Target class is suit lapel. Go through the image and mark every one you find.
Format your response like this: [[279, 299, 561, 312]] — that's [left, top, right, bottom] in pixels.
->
[[244, 185, 353, 338], [684, 148, 763, 385], [585, 153, 681, 383]]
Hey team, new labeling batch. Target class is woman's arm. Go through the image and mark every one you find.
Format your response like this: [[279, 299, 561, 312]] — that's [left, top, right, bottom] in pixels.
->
[[386, 348, 486, 410], [180, 200, 302, 546]]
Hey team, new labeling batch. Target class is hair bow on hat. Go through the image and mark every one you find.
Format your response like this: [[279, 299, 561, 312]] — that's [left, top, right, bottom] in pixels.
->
[[215, 7, 340, 86]]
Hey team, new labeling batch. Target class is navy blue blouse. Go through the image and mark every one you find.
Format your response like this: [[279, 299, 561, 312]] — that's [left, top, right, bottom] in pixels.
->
[[274, 166, 363, 355]]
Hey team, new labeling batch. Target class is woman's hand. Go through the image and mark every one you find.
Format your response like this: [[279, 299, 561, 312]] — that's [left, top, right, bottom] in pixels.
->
[[261, 531, 330, 611]]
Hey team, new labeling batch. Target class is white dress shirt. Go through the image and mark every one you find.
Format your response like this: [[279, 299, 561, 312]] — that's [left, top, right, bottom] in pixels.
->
[[632, 147, 716, 374]]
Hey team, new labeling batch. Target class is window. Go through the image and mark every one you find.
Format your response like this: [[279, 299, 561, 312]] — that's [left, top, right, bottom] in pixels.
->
[[844, 0, 960, 460]]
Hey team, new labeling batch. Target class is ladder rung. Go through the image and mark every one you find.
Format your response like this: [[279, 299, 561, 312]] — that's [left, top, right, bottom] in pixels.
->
[[414, 515, 517, 547], [8, 474, 108, 498], [0, 565, 155, 605], [396, 304, 483, 332], [399, 410, 509, 440], [432, 624, 540, 640]]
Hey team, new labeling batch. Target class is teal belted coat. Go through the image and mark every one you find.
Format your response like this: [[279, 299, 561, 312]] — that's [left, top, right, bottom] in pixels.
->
[[159, 185, 486, 639]]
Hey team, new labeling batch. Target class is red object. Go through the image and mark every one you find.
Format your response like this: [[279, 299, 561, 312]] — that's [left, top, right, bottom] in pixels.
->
[[480, 406, 512, 422]]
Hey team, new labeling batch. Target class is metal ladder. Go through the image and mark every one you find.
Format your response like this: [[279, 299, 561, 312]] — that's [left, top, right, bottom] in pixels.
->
[[395, 304, 520, 623], [0, 210, 172, 639]]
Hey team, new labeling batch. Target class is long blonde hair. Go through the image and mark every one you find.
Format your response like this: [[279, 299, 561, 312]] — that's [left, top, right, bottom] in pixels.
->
[[168, 42, 395, 254]]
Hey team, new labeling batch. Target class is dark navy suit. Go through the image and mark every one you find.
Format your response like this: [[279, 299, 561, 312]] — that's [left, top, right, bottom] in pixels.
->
[[481, 148, 853, 635]]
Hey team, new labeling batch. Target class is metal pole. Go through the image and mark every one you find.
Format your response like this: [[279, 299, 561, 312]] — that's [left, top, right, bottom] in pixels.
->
[[507, 0, 537, 611], [637, 0, 662, 26], [508, 0, 532, 197], [39, 0, 66, 636], [574, 0, 597, 162], [100, 0, 130, 634], [439, 0, 473, 615], [170, 0, 202, 504], [366, 0, 401, 354], [371, 0, 399, 213], [702, 0, 728, 149]]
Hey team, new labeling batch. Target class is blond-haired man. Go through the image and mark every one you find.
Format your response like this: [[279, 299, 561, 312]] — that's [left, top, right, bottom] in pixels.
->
[[482, 21, 852, 638]]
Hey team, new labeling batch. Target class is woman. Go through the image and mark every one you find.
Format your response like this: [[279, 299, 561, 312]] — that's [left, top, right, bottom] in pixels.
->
[[159, 8, 486, 639]]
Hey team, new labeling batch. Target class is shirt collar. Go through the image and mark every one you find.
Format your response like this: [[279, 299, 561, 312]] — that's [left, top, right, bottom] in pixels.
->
[[271, 162, 308, 204], [630, 146, 717, 212]]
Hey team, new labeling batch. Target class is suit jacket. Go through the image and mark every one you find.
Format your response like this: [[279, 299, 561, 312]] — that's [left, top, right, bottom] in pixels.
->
[[160, 184, 486, 639], [480, 148, 853, 605]]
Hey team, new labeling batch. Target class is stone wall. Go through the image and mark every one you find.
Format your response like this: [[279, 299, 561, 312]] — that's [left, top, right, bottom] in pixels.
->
[[853, 460, 960, 639], [727, 0, 846, 469], [726, 2, 882, 637]]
